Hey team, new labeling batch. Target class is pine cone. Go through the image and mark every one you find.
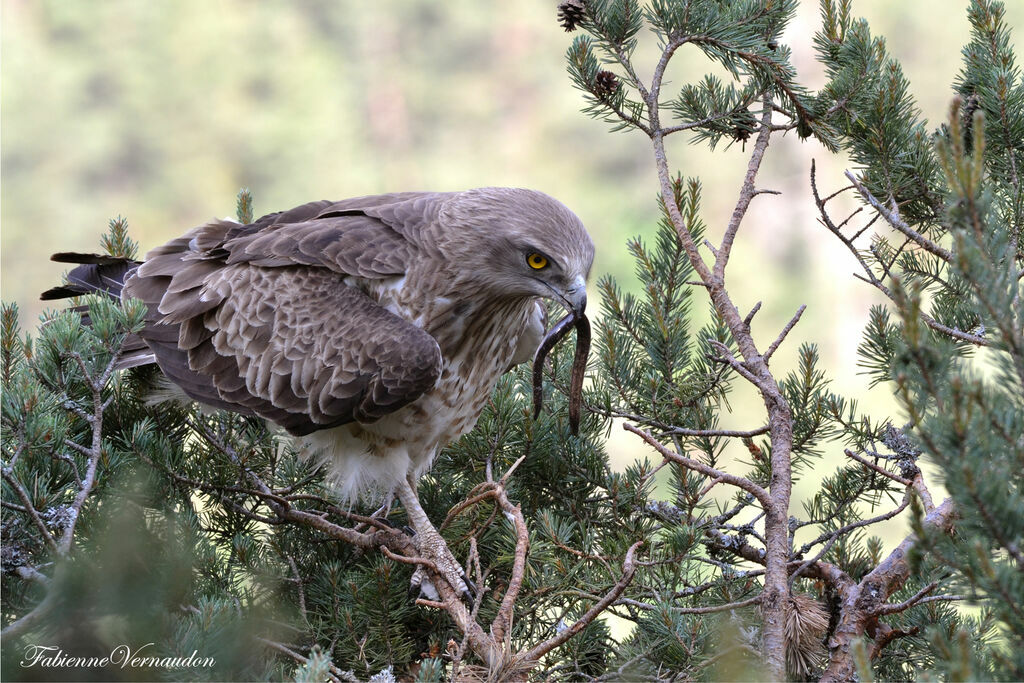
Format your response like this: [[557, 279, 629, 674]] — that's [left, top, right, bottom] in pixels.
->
[[796, 114, 814, 140], [593, 70, 619, 101], [557, 0, 586, 32], [731, 109, 757, 144]]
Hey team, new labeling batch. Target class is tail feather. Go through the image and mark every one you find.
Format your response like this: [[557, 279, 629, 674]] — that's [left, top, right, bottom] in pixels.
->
[[40, 252, 140, 301], [42, 252, 152, 369], [49, 252, 132, 265]]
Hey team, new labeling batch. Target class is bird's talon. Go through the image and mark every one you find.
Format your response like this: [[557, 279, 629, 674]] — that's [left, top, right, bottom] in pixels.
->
[[405, 531, 473, 604], [463, 576, 478, 602]]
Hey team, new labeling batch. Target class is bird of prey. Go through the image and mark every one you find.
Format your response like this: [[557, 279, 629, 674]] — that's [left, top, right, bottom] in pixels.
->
[[42, 187, 594, 598]]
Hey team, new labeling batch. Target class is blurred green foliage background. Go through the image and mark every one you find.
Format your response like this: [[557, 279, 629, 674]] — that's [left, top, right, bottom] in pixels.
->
[[2, 0, 1021, 480]]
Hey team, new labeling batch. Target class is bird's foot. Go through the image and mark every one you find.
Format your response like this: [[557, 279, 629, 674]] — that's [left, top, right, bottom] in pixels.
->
[[408, 526, 476, 603], [394, 477, 476, 603]]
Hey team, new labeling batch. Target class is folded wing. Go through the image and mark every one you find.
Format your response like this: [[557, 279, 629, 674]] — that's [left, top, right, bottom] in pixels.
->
[[120, 194, 447, 435]]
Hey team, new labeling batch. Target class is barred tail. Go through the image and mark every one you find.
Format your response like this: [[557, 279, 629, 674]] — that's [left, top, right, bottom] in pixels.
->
[[41, 252, 155, 369]]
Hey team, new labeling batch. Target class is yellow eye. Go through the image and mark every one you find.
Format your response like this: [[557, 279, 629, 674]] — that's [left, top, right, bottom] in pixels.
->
[[526, 253, 548, 270]]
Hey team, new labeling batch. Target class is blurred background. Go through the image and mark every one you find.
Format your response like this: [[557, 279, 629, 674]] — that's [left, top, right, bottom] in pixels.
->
[[3, 0, 1021, 525]]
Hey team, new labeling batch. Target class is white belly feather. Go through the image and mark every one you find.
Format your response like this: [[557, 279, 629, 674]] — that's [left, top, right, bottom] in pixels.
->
[[300, 291, 542, 504]]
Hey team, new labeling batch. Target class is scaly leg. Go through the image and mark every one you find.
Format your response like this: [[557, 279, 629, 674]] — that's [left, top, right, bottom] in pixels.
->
[[394, 475, 473, 602]]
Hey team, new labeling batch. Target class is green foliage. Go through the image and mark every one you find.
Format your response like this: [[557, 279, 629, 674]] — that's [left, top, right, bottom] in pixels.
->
[[955, 0, 1024, 237], [100, 216, 139, 261], [892, 100, 1024, 680], [236, 188, 254, 225], [813, 2, 945, 221], [840, 2, 1024, 678]]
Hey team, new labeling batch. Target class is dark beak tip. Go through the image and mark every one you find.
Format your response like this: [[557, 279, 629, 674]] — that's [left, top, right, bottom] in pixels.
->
[[571, 297, 587, 318]]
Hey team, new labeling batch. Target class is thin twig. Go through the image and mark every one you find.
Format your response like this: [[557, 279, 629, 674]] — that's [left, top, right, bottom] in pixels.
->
[[654, 594, 761, 615], [844, 171, 952, 261], [285, 555, 308, 624], [763, 305, 806, 362], [669, 424, 770, 439], [844, 449, 912, 486], [870, 623, 921, 659], [706, 340, 761, 385], [743, 301, 762, 328], [871, 581, 946, 616], [625, 424, 771, 509]]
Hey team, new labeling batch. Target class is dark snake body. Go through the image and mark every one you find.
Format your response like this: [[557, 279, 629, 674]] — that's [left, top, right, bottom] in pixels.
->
[[532, 312, 591, 435]]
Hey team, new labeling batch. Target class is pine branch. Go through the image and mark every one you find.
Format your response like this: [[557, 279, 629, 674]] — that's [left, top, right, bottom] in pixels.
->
[[715, 100, 774, 278], [1, 466, 60, 554], [521, 541, 643, 664], [820, 498, 958, 681]]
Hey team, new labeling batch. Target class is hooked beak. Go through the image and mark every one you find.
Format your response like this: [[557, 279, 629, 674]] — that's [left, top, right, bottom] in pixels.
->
[[560, 275, 588, 317]]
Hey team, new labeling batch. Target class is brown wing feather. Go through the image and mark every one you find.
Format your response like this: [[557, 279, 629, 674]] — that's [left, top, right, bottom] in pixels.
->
[[222, 215, 412, 276], [122, 194, 446, 435], [188, 192, 447, 276]]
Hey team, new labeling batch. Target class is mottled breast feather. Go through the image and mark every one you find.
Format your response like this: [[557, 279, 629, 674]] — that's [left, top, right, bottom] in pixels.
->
[[123, 194, 448, 435]]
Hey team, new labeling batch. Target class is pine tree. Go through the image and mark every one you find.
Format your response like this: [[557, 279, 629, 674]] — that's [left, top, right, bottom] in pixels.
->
[[2, 1, 1022, 681]]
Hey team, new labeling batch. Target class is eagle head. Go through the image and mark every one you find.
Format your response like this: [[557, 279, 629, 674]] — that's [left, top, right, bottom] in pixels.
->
[[438, 187, 595, 317]]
